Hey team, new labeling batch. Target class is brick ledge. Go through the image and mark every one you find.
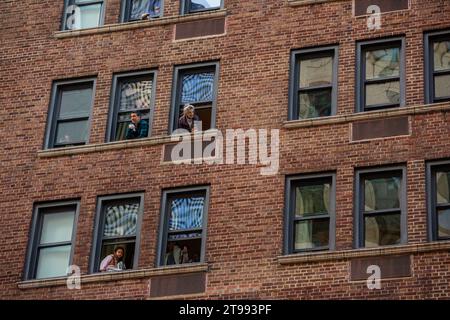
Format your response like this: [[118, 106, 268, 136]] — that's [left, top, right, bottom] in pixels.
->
[[283, 102, 450, 129], [287, 0, 346, 7], [54, 10, 227, 39], [17, 263, 209, 290], [278, 241, 450, 264]]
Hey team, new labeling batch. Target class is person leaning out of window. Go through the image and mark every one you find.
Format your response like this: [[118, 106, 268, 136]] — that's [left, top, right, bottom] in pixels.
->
[[126, 111, 149, 139], [141, 0, 161, 20], [178, 104, 201, 133], [100, 246, 126, 272]]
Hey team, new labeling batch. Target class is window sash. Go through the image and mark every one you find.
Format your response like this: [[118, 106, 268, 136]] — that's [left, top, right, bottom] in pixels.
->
[[357, 169, 405, 248], [432, 69, 450, 101], [292, 217, 331, 253], [291, 48, 337, 120], [359, 41, 403, 111]]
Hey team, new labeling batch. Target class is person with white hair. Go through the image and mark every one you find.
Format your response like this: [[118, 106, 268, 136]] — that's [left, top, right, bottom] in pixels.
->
[[178, 104, 200, 132]]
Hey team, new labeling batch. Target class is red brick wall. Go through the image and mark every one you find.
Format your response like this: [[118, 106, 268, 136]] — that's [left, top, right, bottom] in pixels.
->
[[1, 0, 450, 299]]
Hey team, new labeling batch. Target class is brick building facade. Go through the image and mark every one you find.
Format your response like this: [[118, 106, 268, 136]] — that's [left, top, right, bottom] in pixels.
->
[[1, 0, 450, 299]]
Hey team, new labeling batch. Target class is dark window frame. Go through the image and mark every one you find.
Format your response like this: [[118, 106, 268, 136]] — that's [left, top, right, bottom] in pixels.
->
[[44, 77, 96, 149], [424, 30, 450, 104], [89, 193, 145, 274], [61, 0, 106, 31], [169, 62, 219, 134], [284, 173, 336, 254], [24, 200, 80, 280], [156, 185, 210, 267], [106, 70, 157, 142], [289, 46, 339, 120], [426, 160, 450, 242], [354, 166, 407, 248], [180, 0, 224, 15], [356, 37, 406, 112], [120, 0, 164, 22]]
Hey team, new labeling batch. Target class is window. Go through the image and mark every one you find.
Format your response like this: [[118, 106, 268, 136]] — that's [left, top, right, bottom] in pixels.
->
[[425, 31, 450, 103], [289, 46, 338, 120], [157, 186, 210, 266], [427, 161, 450, 241], [181, 0, 223, 14], [62, 0, 105, 31], [355, 167, 407, 248], [24, 201, 79, 280], [121, 0, 163, 22], [356, 38, 405, 112], [285, 174, 336, 253], [90, 194, 144, 273], [170, 62, 219, 133], [107, 71, 156, 142], [45, 79, 96, 149]]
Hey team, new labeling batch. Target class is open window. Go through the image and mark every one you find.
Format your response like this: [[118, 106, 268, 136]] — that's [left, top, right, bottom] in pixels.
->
[[91, 194, 144, 273], [158, 186, 210, 266]]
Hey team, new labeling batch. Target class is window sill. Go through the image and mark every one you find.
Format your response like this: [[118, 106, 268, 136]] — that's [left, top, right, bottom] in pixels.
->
[[287, 0, 345, 7], [277, 240, 450, 265], [17, 263, 209, 290], [38, 130, 219, 158], [283, 101, 450, 129], [54, 10, 227, 39]]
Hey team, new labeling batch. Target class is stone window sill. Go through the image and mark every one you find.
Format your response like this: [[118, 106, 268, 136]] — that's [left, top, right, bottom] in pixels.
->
[[54, 10, 227, 39], [283, 101, 450, 129], [17, 263, 209, 290], [38, 130, 219, 158], [287, 0, 345, 7], [277, 240, 450, 265]]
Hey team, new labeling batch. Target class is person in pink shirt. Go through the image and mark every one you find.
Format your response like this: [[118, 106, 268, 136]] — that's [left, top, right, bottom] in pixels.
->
[[100, 247, 126, 272]]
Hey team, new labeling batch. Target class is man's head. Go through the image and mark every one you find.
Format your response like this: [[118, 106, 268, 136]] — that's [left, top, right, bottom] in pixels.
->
[[183, 104, 195, 119], [130, 112, 141, 124]]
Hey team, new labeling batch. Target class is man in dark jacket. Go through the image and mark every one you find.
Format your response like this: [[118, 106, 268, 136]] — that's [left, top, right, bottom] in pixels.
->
[[178, 104, 200, 133], [126, 111, 149, 139]]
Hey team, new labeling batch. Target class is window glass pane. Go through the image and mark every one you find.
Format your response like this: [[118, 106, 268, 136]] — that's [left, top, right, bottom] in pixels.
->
[[299, 56, 333, 88], [119, 78, 152, 111], [295, 182, 330, 217], [40, 211, 75, 245], [365, 81, 400, 107], [36, 245, 71, 279], [365, 214, 401, 247], [433, 41, 450, 71], [436, 171, 450, 204], [169, 196, 204, 231], [100, 241, 135, 270], [59, 87, 92, 119], [434, 74, 450, 99], [130, 0, 148, 19], [55, 120, 89, 145], [79, 4, 101, 29], [364, 175, 401, 211], [189, 0, 221, 11], [299, 89, 332, 119], [294, 219, 329, 250], [365, 47, 400, 80], [437, 208, 450, 238], [164, 239, 201, 265], [103, 202, 139, 237], [181, 72, 214, 104]]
